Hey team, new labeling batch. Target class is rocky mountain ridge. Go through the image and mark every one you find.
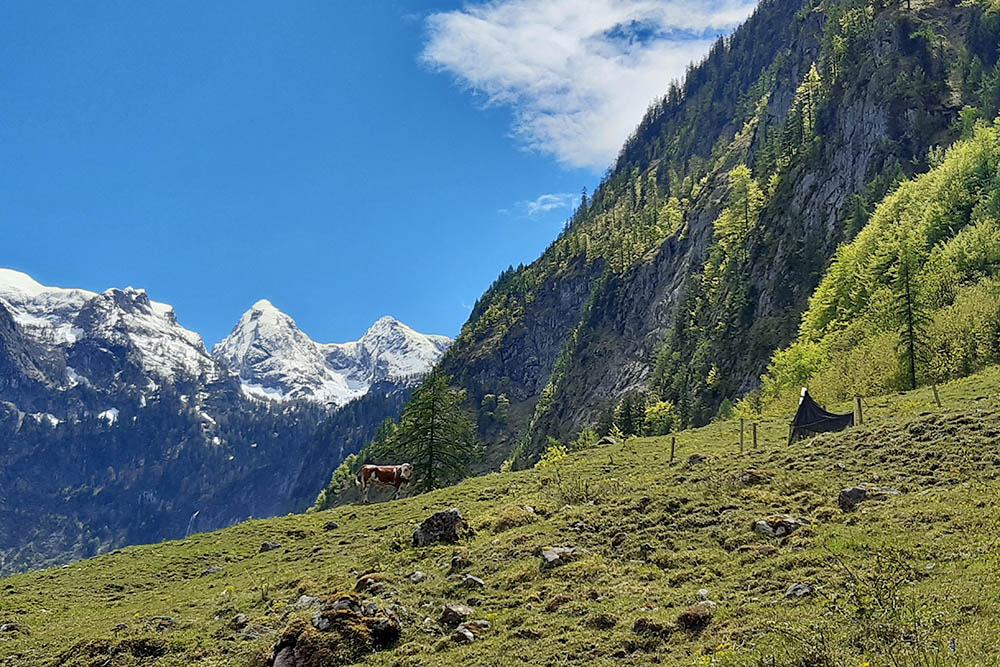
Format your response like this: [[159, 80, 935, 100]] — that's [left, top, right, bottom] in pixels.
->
[[213, 299, 450, 406], [0, 268, 449, 574]]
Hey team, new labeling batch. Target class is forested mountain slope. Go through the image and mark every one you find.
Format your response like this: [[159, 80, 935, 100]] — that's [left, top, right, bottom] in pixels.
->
[[436, 0, 1000, 467]]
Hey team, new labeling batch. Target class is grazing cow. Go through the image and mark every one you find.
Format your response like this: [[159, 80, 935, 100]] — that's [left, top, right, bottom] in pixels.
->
[[356, 463, 414, 503]]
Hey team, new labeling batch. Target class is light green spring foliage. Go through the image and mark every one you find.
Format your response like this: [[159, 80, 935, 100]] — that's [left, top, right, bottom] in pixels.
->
[[643, 401, 680, 436], [764, 119, 1000, 403]]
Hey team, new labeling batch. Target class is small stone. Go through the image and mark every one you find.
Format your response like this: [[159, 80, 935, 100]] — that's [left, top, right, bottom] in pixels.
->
[[409, 571, 426, 584], [150, 616, 177, 632], [462, 575, 485, 589], [200, 566, 223, 576], [441, 604, 474, 627], [752, 515, 810, 538], [785, 583, 813, 599], [259, 541, 281, 553], [450, 552, 471, 572], [522, 505, 536, 514], [322, 521, 339, 531], [597, 436, 617, 446], [451, 626, 476, 643], [639, 543, 656, 559], [696, 588, 710, 601], [230, 613, 250, 630], [540, 546, 588, 569], [839, 484, 901, 511], [611, 532, 628, 549]]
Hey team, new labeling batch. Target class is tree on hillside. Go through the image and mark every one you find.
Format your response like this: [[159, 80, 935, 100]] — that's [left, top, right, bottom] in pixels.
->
[[390, 373, 478, 493], [895, 238, 931, 390], [714, 165, 765, 271]]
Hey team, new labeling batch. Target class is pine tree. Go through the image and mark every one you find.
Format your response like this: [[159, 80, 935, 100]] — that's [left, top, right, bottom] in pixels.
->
[[390, 373, 478, 492]]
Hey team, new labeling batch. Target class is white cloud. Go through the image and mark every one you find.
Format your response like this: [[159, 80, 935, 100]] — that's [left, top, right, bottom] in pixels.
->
[[524, 192, 577, 216], [422, 0, 758, 170]]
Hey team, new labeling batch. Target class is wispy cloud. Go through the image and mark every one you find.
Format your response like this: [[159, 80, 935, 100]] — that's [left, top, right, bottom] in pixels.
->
[[422, 0, 757, 170], [524, 192, 577, 216]]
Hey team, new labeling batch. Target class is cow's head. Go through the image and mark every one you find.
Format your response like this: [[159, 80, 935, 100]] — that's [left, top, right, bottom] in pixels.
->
[[399, 463, 414, 481]]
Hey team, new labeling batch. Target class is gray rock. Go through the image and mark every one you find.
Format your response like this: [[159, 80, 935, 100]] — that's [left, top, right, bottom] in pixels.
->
[[409, 571, 426, 584], [200, 566, 223, 576], [441, 603, 474, 627], [611, 532, 628, 549], [540, 546, 588, 569], [597, 436, 617, 446], [259, 541, 281, 553], [785, 582, 814, 599], [413, 508, 469, 547], [462, 574, 485, 589], [450, 552, 471, 572], [230, 613, 250, 630], [752, 515, 810, 538], [639, 543, 656, 559], [452, 619, 491, 643], [292, 595, 321, 609], [696, 588, 710, 601], [322, 521, 339, 531], [839, 484, 901, 511]]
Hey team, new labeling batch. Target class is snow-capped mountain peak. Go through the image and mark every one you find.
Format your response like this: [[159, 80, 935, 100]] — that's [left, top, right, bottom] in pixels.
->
[[0, 269, 214, 386], [214, 304, 451, 406]]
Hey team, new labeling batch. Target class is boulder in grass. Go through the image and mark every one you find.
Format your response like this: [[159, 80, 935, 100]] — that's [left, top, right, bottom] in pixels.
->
[[785, 583, 814, 599], [259, 541, 281, 553], [752, 515, 810, 538], [540, 546, 588, 569], [839, 484, 901, 511], [412, 508, 469, 547], [269, 593, 400, 667], [441, 604, 474, 628]]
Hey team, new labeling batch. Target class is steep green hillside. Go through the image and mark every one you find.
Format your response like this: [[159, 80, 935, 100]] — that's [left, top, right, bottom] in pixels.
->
[[762, 118, 1000, 405], [429, 0, 1000, 468], [3, 368, 1000, 665]]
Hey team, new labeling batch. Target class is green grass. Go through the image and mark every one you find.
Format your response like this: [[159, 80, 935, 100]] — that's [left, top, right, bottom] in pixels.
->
[[4, 370, 1000, 666]]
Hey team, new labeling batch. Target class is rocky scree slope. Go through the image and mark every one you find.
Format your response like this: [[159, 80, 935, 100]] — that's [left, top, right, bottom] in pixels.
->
[[437, 0, 1000, 465], [1, 368, 999, 665]]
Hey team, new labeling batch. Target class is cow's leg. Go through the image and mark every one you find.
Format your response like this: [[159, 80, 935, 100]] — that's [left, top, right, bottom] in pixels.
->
[[362, 480, 370, 504], [392, 484, 400, 500]]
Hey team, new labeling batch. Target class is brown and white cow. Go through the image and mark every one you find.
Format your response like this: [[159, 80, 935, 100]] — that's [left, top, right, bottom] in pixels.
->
[[356, 463, 414, 503]]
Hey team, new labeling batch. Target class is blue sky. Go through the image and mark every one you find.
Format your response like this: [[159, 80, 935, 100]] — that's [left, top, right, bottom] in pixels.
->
[[0, 0, 755, 346]]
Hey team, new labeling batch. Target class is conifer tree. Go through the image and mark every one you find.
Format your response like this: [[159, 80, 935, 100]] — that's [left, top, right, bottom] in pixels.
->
[[390, 373, 478, 492], [894, 238, 931, 391]]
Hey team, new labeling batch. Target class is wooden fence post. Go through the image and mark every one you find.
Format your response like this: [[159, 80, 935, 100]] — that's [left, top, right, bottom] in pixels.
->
[[853, 395, 863, 426], [752, 422, 758, 450], [670, 436, 676, 464], [932, 384, 942, 408], [739, 418, 745, 455]]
